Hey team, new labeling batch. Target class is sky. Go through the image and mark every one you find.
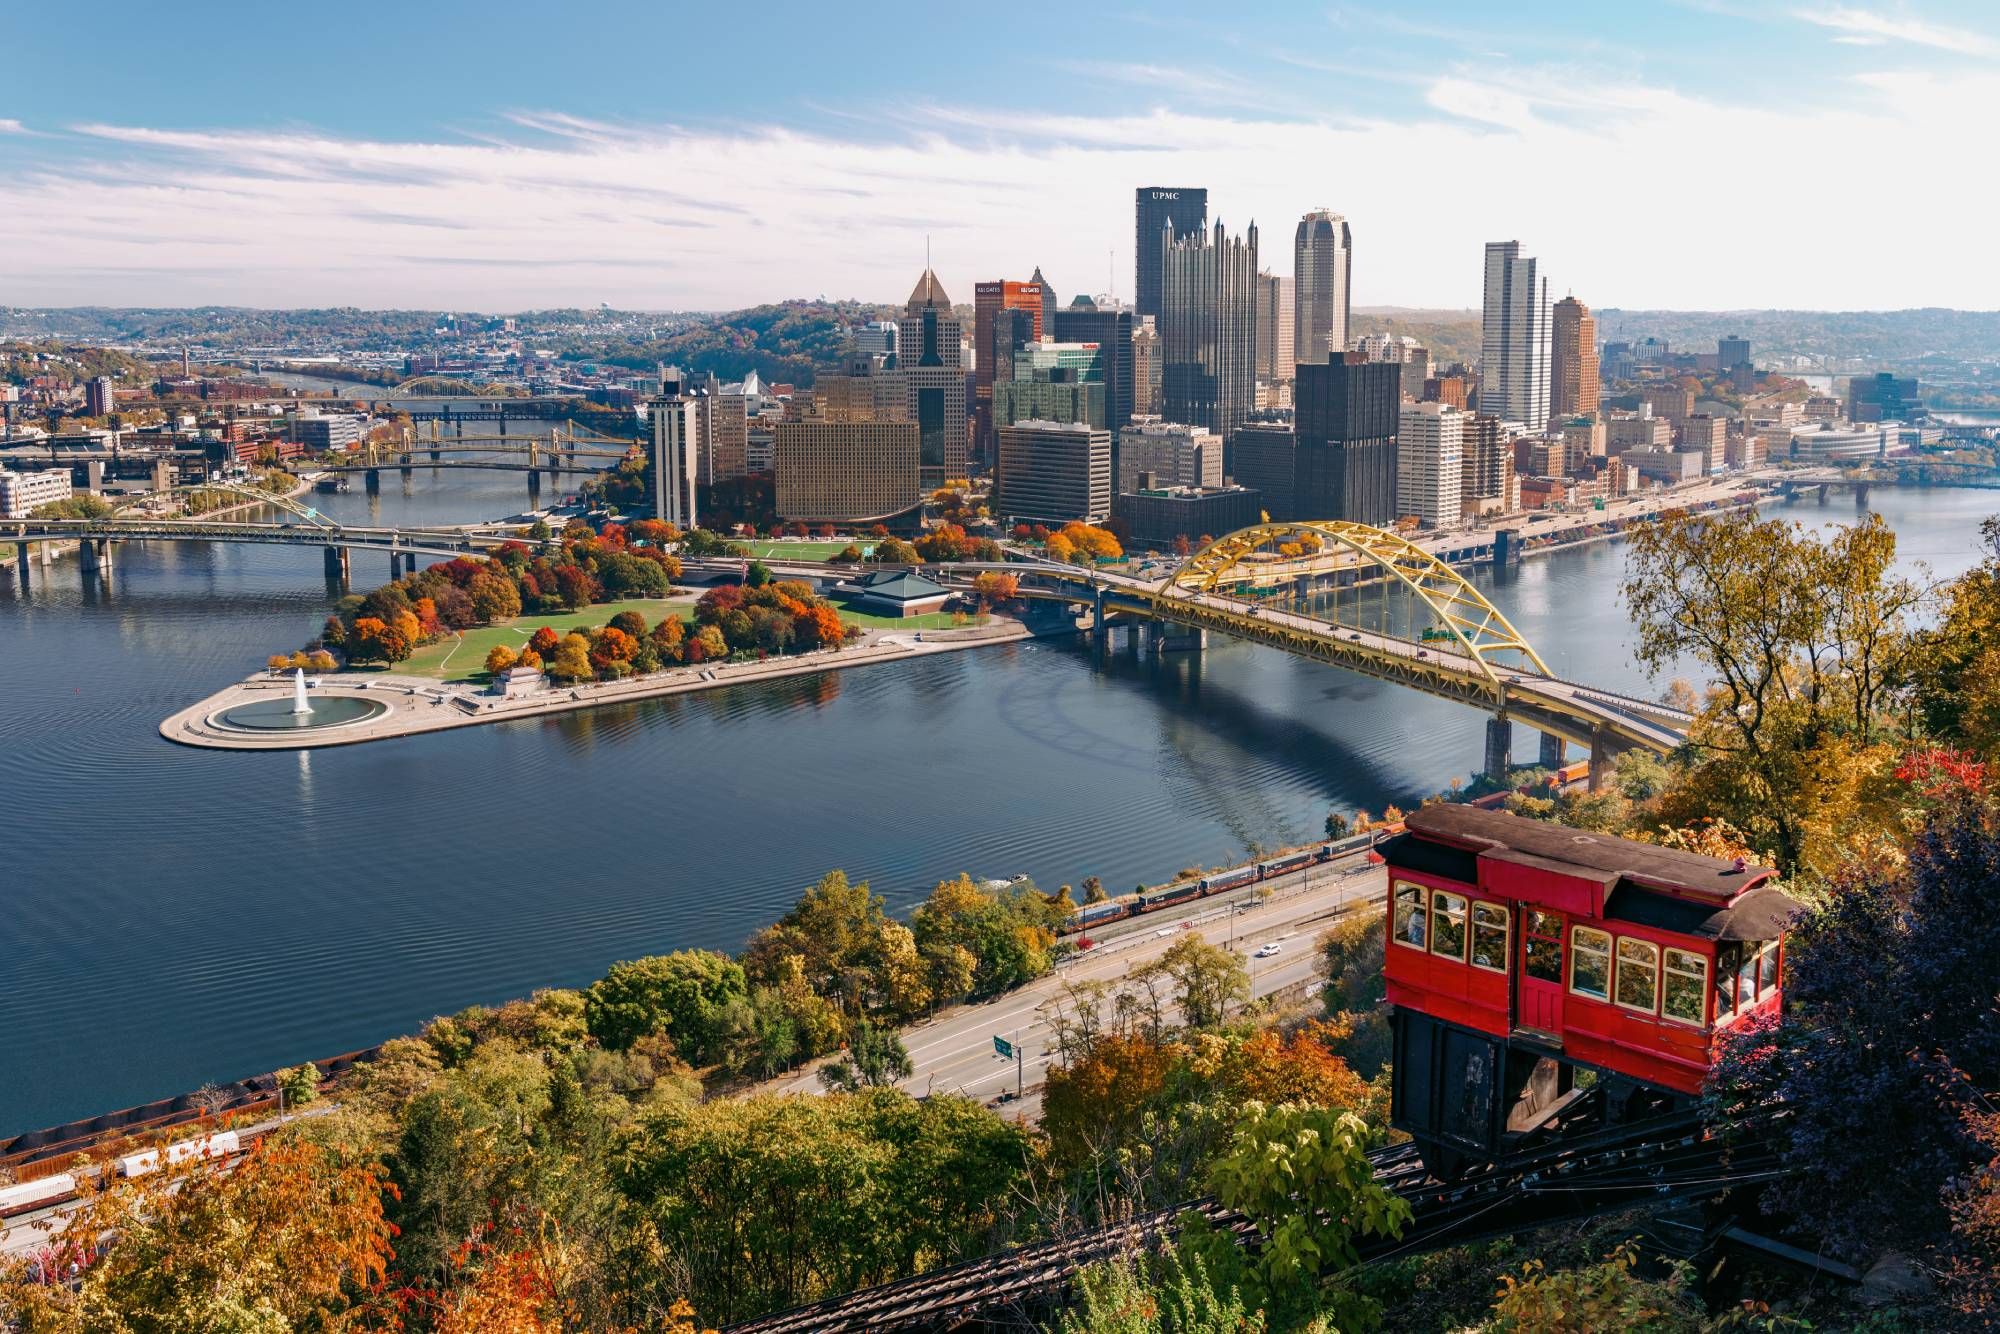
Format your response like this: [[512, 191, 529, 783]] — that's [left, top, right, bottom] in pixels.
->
[[2, 0, 1997, 314]]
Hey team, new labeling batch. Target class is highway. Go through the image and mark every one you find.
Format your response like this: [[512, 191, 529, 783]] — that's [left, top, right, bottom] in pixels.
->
[[769, 857, 1390, 1118]]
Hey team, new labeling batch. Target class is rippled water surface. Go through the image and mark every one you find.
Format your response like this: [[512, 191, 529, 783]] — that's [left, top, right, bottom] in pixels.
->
[[1, 474, 1992, 1130]]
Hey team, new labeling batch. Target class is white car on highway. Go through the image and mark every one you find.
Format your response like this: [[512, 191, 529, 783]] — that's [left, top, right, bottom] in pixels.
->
[[1252, 942, 1282, 958]]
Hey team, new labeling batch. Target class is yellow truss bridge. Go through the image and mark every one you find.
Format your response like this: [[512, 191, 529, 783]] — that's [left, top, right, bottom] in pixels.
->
[[943, 520, 1692, 783]]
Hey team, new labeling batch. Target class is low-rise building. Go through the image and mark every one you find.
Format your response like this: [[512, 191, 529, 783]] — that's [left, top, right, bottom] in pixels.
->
[[1621, 448, 1708, 485], [1116, 417, 1222, 492], [835, 568, 955, 618], [0, 468, 74, 517], [292, 414, 365, 451], [1111, 485, 1262, 549]]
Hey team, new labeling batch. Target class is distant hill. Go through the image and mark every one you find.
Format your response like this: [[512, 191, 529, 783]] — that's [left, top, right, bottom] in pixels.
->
[[575, 300, 896, 387], [1350, 309, 1481, 366], [1596, 307, 2000, 370]]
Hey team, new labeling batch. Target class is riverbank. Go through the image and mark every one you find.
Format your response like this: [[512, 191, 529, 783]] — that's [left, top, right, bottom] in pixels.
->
[[161, 618, 1033, 750]]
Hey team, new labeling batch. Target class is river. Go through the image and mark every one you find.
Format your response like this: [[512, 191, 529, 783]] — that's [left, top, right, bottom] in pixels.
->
[[0, 476, 1993, 1131]]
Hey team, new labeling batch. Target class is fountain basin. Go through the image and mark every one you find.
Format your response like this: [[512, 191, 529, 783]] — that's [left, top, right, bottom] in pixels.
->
[[214, 695, 389, 732]]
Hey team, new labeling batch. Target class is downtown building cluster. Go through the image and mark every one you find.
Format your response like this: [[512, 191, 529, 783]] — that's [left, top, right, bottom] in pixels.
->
[[641, 191, 1942, 546]]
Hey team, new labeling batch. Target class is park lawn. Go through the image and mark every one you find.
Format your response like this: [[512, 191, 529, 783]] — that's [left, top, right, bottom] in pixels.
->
[[837, 608, 989, 630], [395, 597, 698, 682], [741, 540, 856, 562]]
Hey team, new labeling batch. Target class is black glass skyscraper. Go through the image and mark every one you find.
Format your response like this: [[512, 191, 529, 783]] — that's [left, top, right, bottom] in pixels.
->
[[1134, 186, 1207, 322], [1293, 358, 1400, 525]]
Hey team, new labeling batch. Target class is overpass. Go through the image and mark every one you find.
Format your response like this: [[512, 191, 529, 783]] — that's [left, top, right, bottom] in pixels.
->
[[5, 481, 543, 590], [941, 520, 1691, 784]]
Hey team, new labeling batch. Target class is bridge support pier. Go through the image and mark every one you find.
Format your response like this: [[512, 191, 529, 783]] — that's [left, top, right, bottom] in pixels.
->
[[1855, 482, 1870, 508], [1538, 732, 1565, 771], [1587, 728, 1612, 793], [527, 470, 541, 505], [364, 469, 382, 495], [78, 538, 112, 587], [15, 541, 29, 589], [1816, 485, 1829, 506], [1484, 715, 1513, 785], [323, 546, 351, 589]]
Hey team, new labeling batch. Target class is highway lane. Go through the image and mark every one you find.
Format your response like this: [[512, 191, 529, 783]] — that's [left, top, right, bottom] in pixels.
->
[[768, 857, 1390, 1118]]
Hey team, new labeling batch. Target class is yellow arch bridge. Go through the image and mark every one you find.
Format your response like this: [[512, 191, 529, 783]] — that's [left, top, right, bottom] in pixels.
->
[[941, 520, 1691, 785]]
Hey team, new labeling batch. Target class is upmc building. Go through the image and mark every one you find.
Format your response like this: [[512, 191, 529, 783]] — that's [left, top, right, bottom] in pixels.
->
[[1134, 186, 1208, 322]]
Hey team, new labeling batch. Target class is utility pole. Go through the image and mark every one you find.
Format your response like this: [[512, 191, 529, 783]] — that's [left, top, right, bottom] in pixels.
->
[[1016, 1029, 1024, 1100]]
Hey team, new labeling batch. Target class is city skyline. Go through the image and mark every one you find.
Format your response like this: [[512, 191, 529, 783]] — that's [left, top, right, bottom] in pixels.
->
[[5, 2, 2000, 310]]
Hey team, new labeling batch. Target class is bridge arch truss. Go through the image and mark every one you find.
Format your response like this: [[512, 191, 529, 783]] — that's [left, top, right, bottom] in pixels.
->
[[1170, 521, 1552, 703]]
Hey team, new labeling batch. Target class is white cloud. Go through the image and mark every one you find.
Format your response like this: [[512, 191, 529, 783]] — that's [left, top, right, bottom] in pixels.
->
[[0, 119, 24, 134], [1791, 4, 2000, 55], [1, 64, 1995, 311]]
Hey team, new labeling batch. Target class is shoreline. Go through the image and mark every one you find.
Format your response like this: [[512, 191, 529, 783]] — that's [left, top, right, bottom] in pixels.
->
[[160, 619, 1034, 750]]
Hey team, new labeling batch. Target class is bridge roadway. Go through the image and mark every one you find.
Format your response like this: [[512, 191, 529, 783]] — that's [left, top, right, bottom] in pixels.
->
[[939, 558, 1691, 769]]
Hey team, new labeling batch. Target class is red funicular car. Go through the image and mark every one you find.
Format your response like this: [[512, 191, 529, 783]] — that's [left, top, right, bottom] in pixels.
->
[[1382, 804, 1799, 1177]]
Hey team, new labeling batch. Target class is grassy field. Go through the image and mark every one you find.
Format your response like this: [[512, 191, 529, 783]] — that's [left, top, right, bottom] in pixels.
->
[[836, 609, 988, 630], [740, 540, 865, 562], [395, 597, 697, 682]]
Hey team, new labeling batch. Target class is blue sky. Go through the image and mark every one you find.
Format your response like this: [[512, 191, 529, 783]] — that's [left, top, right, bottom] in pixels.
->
[[3, 1, 1998, 311]]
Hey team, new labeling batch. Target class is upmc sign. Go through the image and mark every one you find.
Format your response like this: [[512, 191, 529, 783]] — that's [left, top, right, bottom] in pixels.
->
[[1151, 191, 1180, 201]]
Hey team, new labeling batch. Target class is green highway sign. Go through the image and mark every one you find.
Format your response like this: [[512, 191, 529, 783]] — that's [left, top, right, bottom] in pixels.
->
[[993, 1035, 1014, 1059]]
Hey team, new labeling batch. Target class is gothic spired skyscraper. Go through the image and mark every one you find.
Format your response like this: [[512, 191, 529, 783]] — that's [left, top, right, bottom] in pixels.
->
[[903, 267, 967, 487], [1161, 219, 1259, 439], [1293, 210, 1351, 365], [1550, 295, 1600, 418], [1481, 241, 1552, 432], [1134, 186, 1207, 322]]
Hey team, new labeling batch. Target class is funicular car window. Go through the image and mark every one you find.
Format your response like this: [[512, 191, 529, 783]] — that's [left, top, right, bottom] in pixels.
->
[[1715, 943, 1741, 1019], [1524, 910, 1563, 983], [1470, 902, 1509, 972], [1663, 948, 1708, 1025], [1392, 881, 1427, 949], [1736, 943, 1761, 1010], [1569, 926, 1612, 1000], [1430, 890, 1468, 961], [1615, 938, 1660, 1013]]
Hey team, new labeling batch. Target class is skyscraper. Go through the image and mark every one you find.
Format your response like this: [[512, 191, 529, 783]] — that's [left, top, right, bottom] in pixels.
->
[[903, 268, 967, 487], [85, 376, 115, 417], [1030, 265, 1058, 333], [1050, 301, 1135, 433], [973, 279, 1045, 464], [1254, 272, 1295, 383], [1134, 186, 1208, 322], [1480, 241, 1552, 431], [1293, 210, 1352, 365], [1550, 295, 1600, 418], [1293, 357, 1399, 525], [648, 367, 702, 528], [1161, 218, 1259, 440]]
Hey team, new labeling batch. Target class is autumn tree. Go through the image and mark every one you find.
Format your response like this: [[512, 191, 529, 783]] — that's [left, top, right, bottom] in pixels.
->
[[970, 571, 1019, 607], [486, 644, 519, 675], [1139, 935, 1249, 1030], [545, 632, 594, 683], [0, 1137, 395, 1331], [1622, 506, 1925, 875]]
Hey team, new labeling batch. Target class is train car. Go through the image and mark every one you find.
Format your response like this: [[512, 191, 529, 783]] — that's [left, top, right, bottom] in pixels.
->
[[1257, 848, 1318, 879], [1197, 865, 1257, 895], [120, 1129, 240, 1179], [1065, 898, 1135, 935], [1140, 880, 1205, 912], [0, 1173, 78, 1219], [1381, 803, 1798, 1178]]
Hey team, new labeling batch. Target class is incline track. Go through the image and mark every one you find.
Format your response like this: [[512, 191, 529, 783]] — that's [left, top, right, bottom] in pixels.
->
[[726, 1103, 1786, 1332]]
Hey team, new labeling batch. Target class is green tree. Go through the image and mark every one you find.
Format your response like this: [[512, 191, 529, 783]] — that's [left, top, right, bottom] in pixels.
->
[[274, 1062, 321, 1107], [818, 1020, 914, 1091], [583, 950, 748, 1063], [1182, 1103, 1410, 1331]]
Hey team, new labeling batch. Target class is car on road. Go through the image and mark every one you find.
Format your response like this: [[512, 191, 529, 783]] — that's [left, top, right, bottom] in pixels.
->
[[1252, 942, 1282, 958]]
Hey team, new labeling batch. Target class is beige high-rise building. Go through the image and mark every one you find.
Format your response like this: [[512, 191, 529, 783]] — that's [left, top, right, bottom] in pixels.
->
[[698, 391, 749, 486], [774, 363, 920, 523], [1397, 401, 1463, 529], [1560, 415, 1607, 461], [1680, 413, 1725, 474], [1254, 271, 1295, 383], [1460, 413, 1518, 515], [1550, 296, 1600, 418]]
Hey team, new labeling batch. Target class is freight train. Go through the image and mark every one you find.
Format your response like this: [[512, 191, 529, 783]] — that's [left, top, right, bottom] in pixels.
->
[[1057, 759, 1594, 940], [0, 1131, 244, 1220]]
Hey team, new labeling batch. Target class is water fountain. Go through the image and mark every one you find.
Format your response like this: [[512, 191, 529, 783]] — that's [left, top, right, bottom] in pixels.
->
[[213, 667, 390, 733]]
